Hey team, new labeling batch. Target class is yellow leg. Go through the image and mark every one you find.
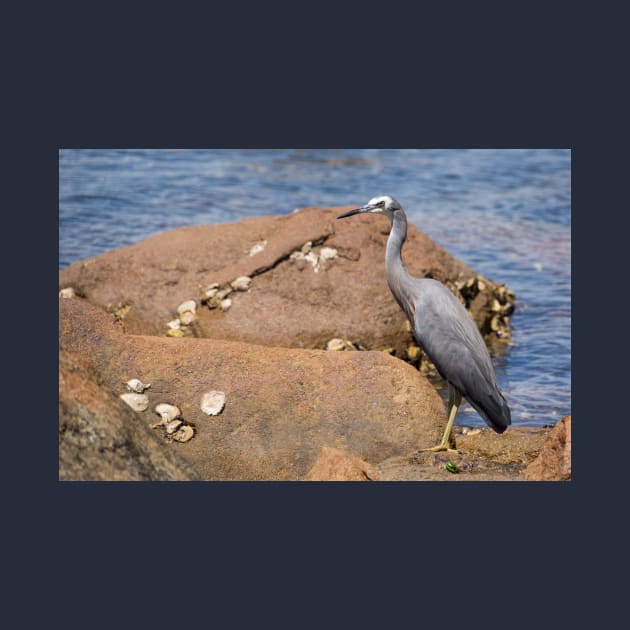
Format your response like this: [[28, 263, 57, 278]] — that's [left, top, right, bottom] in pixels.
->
[[421, 386, 461, 453]]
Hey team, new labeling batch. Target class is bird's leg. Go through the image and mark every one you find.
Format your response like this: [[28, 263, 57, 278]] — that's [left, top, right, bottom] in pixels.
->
[[421, 386, 462, 453]]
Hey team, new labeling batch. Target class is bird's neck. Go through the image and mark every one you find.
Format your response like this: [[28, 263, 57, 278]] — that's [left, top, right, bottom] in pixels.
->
[[385, 210, 416, 320]]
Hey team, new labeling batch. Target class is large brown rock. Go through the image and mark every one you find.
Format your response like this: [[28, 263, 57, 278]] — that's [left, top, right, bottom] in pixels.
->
[[59, 298, 446, 480], [59, 206, 512, 356], [521, 416, 571, 481]]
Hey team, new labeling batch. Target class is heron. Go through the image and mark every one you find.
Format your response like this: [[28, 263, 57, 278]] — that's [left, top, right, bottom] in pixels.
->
[[337, 195, 511, 452]]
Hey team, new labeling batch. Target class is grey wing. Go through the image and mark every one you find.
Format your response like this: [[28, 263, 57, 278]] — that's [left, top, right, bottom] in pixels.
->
[[413, 280, 511, 432]]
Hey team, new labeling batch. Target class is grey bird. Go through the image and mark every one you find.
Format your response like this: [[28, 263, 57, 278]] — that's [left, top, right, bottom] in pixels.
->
[[337, 195, 511, 452]]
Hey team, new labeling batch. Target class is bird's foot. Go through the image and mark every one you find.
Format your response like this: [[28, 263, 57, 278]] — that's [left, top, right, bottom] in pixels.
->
[[420, 444, 460, 454]]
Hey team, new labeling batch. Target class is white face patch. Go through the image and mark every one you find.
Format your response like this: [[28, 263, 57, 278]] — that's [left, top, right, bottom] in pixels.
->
[[368, 195, 393, 209]]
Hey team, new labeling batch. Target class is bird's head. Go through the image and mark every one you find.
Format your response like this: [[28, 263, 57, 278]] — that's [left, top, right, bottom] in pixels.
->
[[336, 195, 402, 220]]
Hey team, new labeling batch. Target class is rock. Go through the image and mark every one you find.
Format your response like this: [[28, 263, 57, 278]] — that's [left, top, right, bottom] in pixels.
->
[[59, 206, 509, 355], [453, 426, 549, 464], [304, 446, 380, 481], [376, 427, 552, 481], [521, 416, 571, 481], [59, 298, 447, 480], [59, 351, 200, 481]]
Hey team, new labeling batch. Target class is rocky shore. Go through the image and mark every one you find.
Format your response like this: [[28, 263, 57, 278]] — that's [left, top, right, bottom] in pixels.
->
[[59, 206, 570, 481]]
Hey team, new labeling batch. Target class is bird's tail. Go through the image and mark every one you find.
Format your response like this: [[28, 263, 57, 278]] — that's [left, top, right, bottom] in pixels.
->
[[471, 389, 512, 434]]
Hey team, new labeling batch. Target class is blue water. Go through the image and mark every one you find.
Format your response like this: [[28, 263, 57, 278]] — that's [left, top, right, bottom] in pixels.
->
[[59, 149, 571, 427]]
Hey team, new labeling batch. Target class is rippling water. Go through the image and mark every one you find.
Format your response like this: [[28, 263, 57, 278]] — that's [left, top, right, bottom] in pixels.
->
[[59, 149, 571, 427]]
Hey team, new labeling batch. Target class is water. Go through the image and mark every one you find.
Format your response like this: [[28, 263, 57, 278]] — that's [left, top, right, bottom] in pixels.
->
[[59, 149, 571, 427]]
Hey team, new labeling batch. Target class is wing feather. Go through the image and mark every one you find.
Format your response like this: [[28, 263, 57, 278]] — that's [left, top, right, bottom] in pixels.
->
[[412, 280, 511, 432]]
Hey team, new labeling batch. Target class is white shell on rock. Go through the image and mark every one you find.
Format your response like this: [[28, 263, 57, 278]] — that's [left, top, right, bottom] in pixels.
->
[[220, 298, 232, 311], [319, 247, 338, 261], [59, 287, 76, 299], [177, 300, 197, 315], [126, 379, 151, 393], [301, 241, 312, 254], [305, 251, 320, 272], [172, 425, 194, 442], [165, 419, 183, 434], [166, 328, 185, 338], [215, 287, 232, 300], [249, 240, 267, 256], [179, 310, 197, 325], [166, 319, 181, 330], [200, 391, 226, 416], [230, 276, 251, 291], [326, 338, 347, 351], [154, 403, 181, 422], [120, 393, 149, 412]]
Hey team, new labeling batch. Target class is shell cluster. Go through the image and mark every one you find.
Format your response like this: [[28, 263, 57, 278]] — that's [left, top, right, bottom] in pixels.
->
[[201, 275, 251, 311], [151, 403, 195, 443], [487, 284, 515, 337], [289, 241, 338, 273], [111, 302, 131, 321], [402, 343, 439, 377], [165, 300, 198, 337], [177, 300, 197, 325], [117, 378, 196, 443], [444, 275, 516, 339]]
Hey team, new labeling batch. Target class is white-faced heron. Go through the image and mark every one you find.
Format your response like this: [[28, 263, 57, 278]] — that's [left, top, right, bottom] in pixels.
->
[[337, 195, 511, 452]]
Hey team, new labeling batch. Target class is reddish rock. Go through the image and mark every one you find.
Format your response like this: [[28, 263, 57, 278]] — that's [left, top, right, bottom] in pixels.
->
[[59, 298, 447, 480], [59, 206, 510, 356], [521, 416, 571, 481], [304, 446, 380, 481]]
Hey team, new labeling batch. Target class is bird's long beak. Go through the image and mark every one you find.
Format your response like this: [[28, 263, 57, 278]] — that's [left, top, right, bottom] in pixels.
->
[[337, 204, 377, 219]]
